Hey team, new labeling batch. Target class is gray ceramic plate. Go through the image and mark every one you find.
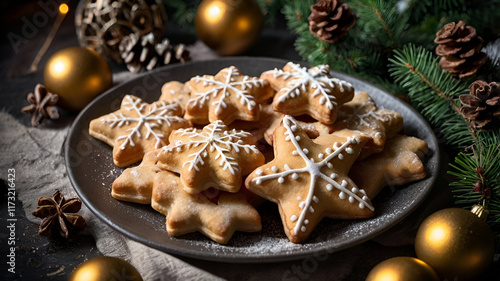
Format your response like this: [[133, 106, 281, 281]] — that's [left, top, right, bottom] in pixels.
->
[[65, 57, 439, 263]]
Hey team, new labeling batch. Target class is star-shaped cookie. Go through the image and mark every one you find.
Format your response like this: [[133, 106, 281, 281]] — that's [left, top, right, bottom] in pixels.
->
[[349, 135, 428, 199], [157, 120, 265, 194], [245, 116, 374, 243], [111, 149, 163, 204], [261, 62, 354, 124], [151, 170, 261, 244], [159, 81, 191, 108], [89, 95, 192, 167], [327, 91, 403, 158], [185, 66, 274, 125]]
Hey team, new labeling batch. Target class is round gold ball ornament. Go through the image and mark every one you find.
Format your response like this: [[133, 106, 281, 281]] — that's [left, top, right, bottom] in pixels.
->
[[366, 257, 439, 281], [68, 256, 143, 281], [415, 207, 495, 281], [43, 47, 113, 111], [195, 0, 264, 55]]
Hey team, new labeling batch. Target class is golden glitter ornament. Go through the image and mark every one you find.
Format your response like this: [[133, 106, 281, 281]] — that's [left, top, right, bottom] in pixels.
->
[[43, 47, 113, 111], [366, 257, 439, 281], [68, 256, 143, 281], [415, 207, 494, 281], [195, 0, 263, 55]]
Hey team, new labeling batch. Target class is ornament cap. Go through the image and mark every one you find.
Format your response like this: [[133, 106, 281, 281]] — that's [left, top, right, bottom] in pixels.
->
[[471, 204, 489, 221]]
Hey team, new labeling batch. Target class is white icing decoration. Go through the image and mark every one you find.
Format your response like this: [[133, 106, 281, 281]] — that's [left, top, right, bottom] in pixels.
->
[[346, 147, 354, 154], [304, 219, 309, 225], [101, 96, 185, 150], [278, 177, 285, 183], [165, 121, 259, 175], [187, 66, 263, 114], [272, 166, 279, 172], [255, 169, 263, 176], [291, 215, 298, 222], [292, 173, 299, 180], [250, 116, 373, 236], [270, 62, 353, 111], [338, 153, 344, 160], [318, 153, 324, 159], [348, 196, 355, 203]]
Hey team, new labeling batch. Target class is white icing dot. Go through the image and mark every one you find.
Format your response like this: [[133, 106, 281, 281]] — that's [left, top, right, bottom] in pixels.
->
[[310, 158, 315, 162], [330, 173, 337, 179], [333, 142, 341, 148], [348, 196, 355, 203], [290, 215, 298, 222], [176, 147, 182, 152], [304, 219, 309, 225], [291, 125, 297, 132], [339, 191, 346, 199], [346, 147, 354, 154], [359, 203, 365, 209], [292, 150, 298, 156], [326, 148, 333, 154], [295, 136, 301, 141], [318, 153, 324, 159], [309, 206, 314, 213], [292, 173, 299, 180], [271, 166, 279, 172], [299, 202, 305, 209], [327, 163, 333, 169], [284, 164, 291, 170], [303, 148, 309, 154], [338, 153, 344, 160], [278, 177, 285, 183], [255, 169, 263, 176], [360, 189, 366, 195], [351, 187, 359, 193], [255, 179, 262, 185], [313, 196, 319, 203], [301, 226, 307, 232], [362, 196, 368, 201], [341, 180, 348, 188], [297, 196, 302, 201], [326, 184, 333, 191]]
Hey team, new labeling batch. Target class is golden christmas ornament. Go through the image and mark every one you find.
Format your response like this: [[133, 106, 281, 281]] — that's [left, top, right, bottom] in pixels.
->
[[366, 257, 439, 281], [415, 207, 494, 281], [68, 256, 143, 281], [43, 47, 113, 111], [195, 0, 263, 55]]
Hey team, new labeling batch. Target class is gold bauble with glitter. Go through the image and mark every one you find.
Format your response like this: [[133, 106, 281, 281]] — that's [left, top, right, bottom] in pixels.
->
[[195, 0, 263, 55], [68, 256, 142, 281], [366, 257, 439, 281], [43, 47, 112, 111], [415, 207, 494, 281]]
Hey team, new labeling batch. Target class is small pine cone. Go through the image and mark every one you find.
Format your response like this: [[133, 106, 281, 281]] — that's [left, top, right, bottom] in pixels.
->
[[119, 32, 191, 73], [308, 0, 356, 44], [459, 80, 500, 128], [435, 21, 487, 79]]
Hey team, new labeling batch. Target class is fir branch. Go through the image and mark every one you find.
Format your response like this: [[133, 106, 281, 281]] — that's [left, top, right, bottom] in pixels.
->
[[388, 44, 473, 148]]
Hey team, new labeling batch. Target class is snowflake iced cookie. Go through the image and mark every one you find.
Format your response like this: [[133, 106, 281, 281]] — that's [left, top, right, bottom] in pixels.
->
[[327, 91, 403, 158], [151, 170, 261, 244], [111, 149, 163, 204], [185, 66, 274, 125], [89, 95, 192, 167], [261, 62, 354, 124], [245, 116, 374, 243], [159, 81, 191, 108], [349, 135, 428, 199], [157, 120, 265, 194]]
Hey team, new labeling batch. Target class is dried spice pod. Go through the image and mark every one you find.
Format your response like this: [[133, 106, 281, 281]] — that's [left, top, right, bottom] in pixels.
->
[[21, 84, 59, 127], [118, 32, 190, 73], [32, 190, 86, 239], [459, 80, 500, 128], [435, 21, 487, 79], [308, 0, 356, 44]]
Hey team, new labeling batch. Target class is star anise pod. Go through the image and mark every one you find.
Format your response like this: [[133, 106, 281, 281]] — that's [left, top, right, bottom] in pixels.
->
[[32, 190, 86, 239], [459, 80, 500, 128], [21, 84, 59, 127]]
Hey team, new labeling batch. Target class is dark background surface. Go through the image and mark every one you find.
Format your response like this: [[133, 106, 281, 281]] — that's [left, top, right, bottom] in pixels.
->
[[1, 1, 499, 280]]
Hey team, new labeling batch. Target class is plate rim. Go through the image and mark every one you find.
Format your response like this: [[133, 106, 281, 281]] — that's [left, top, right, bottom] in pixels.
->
[[65, 56, 440, 263]]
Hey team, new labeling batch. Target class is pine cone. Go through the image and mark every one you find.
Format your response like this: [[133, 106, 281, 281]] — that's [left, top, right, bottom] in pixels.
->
[[435, 21, 487, 79], [459, 80, 500, 128], [308, 0, 356, 44], [119, 32, 190, 73]]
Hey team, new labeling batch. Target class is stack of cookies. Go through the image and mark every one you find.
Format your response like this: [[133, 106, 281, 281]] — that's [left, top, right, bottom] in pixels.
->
[[89, 62, 428, 244]]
